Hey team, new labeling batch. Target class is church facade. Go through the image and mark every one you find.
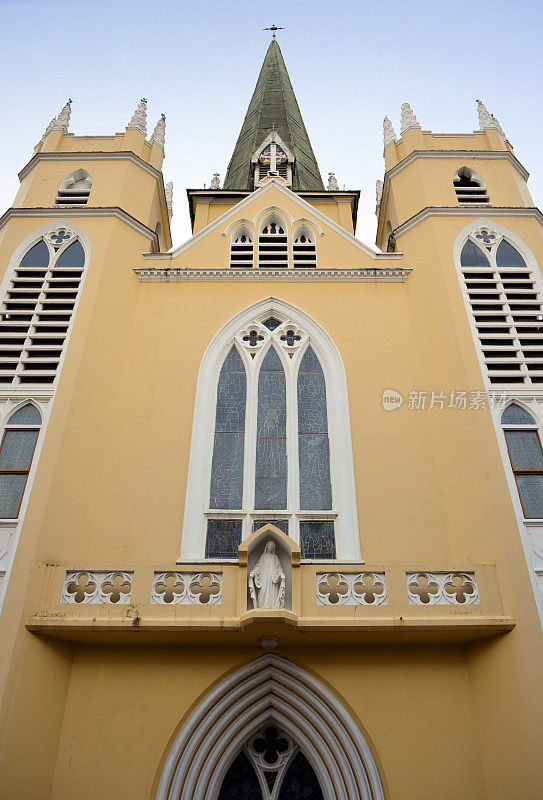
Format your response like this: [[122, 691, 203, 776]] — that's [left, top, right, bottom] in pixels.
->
[[0, 39, 542, 799]]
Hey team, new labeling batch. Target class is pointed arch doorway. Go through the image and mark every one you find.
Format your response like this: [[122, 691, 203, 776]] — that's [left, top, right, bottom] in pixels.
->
[[156, 655, 385, 800]]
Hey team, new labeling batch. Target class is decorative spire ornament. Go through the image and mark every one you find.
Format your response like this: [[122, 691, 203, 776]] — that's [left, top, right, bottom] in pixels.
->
[[383, 116, 397, 148], [127, 98, 147, 135], [477, 99, 499, 130], [51, 99, 72, 132], [165, 181, 173, 210], [40, 115, 58, 143], [210, 173, 221, 189], [327, 172, 339, 191], [150, 114, 166, 149], [376, 179, 383, 209], [400, 102, 421, 133]]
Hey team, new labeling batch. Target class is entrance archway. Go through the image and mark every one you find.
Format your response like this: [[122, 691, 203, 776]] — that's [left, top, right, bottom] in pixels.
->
[[156, 654, 385, 800]]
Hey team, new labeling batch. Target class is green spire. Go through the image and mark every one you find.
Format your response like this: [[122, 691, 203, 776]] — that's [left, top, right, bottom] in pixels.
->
[[223, 40, 324, 191]]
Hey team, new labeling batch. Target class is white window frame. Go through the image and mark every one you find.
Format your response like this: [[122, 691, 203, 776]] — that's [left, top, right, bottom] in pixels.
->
[[179, 297, 360, 562]]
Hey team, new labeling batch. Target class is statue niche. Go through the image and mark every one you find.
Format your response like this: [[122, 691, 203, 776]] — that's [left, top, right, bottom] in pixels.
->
[[249, 540, 286, 609]]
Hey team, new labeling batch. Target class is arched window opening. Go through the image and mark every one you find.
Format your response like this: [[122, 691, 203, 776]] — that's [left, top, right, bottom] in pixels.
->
[[458, 229, 543, 386], [1, 233, 86, 386], [0, 403, 42, 519], [292, 226, 316, 268], [55, 169, 92, 206], [230, 226, 254, 268], [218, 725, 324, 800], [501, 403, 543, 518], [183, 300, 360, 563], [453, 167, 489, 204], [259, 215, 288, 268], [252, 132, 294, 188]]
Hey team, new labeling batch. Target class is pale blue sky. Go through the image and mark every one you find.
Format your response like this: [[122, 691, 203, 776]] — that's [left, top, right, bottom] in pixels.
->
[[1, 0, 541, 246]]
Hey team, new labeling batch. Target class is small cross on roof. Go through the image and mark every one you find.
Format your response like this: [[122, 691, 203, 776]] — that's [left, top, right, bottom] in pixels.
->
[[263, 25, 284, 38]]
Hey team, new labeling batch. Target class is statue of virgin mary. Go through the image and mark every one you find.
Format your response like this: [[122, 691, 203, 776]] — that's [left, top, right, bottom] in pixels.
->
[[249, 541, 286, 609]]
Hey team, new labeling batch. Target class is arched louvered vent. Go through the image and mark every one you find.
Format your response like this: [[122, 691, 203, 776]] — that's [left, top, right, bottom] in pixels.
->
[[258, 218, 288, 268], [453, 168, 489, 204], [0, 233, 85, 385], [55, 169, 92, 206], [230, 228, 254, 268], [293, 227, 316, 268], [460, 232, 543, 385]]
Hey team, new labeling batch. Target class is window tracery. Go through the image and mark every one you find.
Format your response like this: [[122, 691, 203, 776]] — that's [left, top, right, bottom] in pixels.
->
[[258, 214, 289, 268], [0, 228, 86, 386], [458, 227, 543, 386], [230, 226, 254, 268]]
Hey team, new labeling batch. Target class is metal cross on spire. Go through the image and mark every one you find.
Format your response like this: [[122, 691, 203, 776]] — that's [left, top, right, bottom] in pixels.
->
[[263, 25, 284, 38]]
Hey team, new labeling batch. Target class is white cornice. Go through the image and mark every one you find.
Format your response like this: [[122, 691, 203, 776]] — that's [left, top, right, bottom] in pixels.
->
[[19, 151, 161, 182], [0, 207, 158, 244], [393, 206, 543, 239], [165, 179, 388, 261], [377, 149, 529, 244], [134, 267, 411, 283]]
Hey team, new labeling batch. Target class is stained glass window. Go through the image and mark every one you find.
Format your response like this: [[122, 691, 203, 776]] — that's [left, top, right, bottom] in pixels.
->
[[502, 411, 543, 519], [218, 752, 261, 800], [278, 751, 324, 799], [209, 347, 246, 509], [460, 240, 490, 267], [299, 522, 335, 559], [255, 347, 287, 509], [205, 519, 242, 558], [0, 406, 41, 518], [496, 240, 526, 268], [253, 519, 288, 535], [501, 403, 536, 426], [297, 347, 332, 510]]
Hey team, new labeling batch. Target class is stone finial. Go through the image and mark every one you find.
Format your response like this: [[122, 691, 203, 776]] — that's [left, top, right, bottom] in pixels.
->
[[383, 116, 397, 148], [210, 172, 221, 189], [376, 179, 383, 208], [51, 99, 72, 132], [127, 98, 147, 135], [165, 181, 173, 210], [327, 172, 339, 191], [150, 114, 166, 148], [400, 102, 421, 133], [477, 99, 500, 130], [40, 115, 58, 143]]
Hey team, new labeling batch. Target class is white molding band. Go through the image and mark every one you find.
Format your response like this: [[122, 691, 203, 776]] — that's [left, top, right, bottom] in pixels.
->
[[155, 653, 385, 800], [393, 206, 543, 240], [180, 297, 361, 562], [0, 207, 158, 246], [134, 267, 411, 283], [19, 150, 161, 182]]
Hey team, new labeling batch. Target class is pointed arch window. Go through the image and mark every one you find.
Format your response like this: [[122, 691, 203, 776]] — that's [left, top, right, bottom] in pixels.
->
[[230, 226, 254, 268], [292, 225, 316, 268], [0, 229, 86, 386], [55, 169, 92, 206], [258, 214, 288, 268], [501, 403, 543, 519], [0, 403, 42, 518], [200, 313, 343, 561], [453, 167, 489, 204], [217, 724, 324, 800], [458, 228, 543, 386]]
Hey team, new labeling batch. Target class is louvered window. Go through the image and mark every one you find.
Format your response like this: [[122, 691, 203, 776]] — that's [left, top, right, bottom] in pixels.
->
[[460, 230, 543, 385], [293, 228, 316, 268], [258, 218, 288, 268], [453, 167, 489, 204], [230, 229, 254, 268], [501, 403, 543, 518], [0, 232, 85, 386], [55, 169, 92, 206]]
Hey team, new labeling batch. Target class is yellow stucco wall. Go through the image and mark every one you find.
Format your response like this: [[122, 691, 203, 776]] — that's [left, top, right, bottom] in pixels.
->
[[0, 123, 542, 799]]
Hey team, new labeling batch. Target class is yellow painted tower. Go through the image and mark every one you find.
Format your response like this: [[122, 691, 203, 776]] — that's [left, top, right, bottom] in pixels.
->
[[0, 39, 542, 799]]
